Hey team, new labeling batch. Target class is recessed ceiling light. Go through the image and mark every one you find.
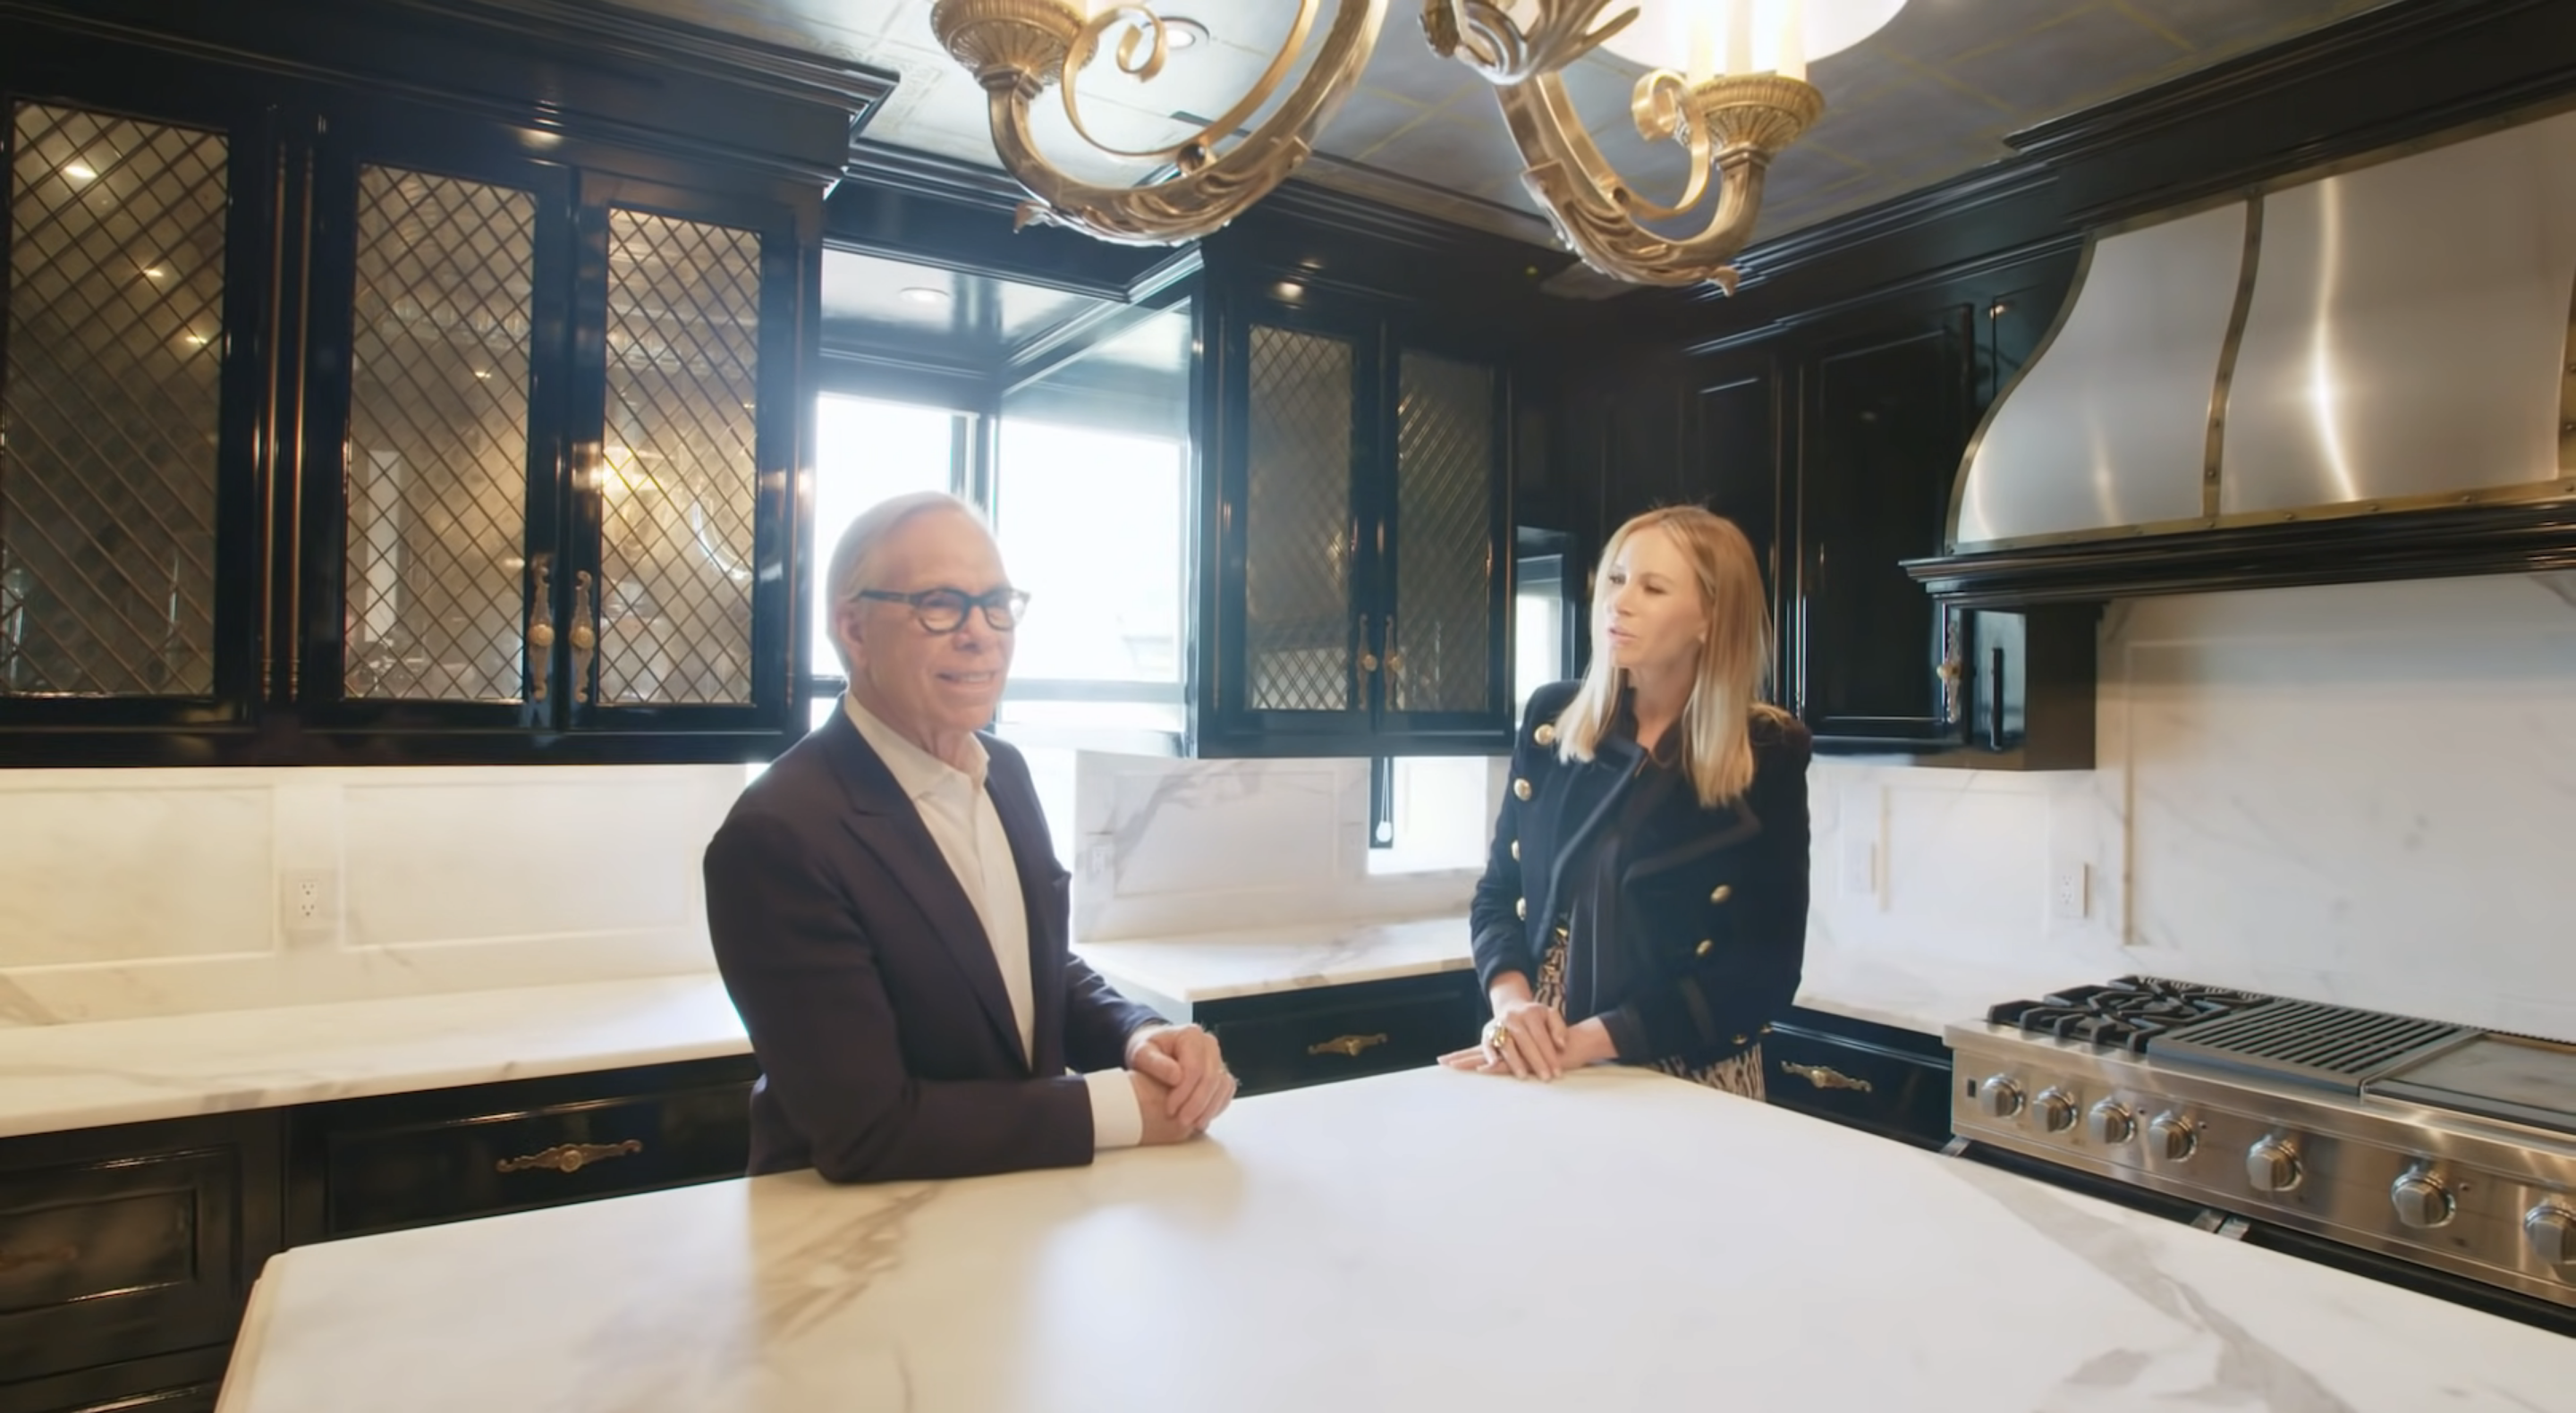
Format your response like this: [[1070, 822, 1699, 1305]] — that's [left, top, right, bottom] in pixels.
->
[[898, 285, 952, 306], [63, 162, 96, 182], [1160, 16, 1209, 50]]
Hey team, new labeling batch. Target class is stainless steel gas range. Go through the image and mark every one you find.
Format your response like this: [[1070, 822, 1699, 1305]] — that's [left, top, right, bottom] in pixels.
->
[[1947, 977, 2576, 1308]]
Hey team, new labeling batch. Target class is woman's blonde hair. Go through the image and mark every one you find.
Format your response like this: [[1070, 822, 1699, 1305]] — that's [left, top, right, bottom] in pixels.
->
[[1555, 506, 1788, 808]]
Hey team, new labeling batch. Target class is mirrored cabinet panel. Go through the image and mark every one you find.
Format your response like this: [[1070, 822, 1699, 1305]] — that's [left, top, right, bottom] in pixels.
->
[[343, 165, 535, 706], [2, 103, 227, 700]]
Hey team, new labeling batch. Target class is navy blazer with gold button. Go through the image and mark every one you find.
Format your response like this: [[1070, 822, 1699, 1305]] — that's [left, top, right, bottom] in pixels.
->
[[1470, 680, 1812, 1068]]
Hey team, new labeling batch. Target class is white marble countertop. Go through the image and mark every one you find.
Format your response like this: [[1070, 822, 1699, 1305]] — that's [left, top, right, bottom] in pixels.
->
[[1792, 943, 2108, 1037], [215, 1064, 2576, 1413], [1072, 917, 1472, 1006], [0, 974, 750, 1140]]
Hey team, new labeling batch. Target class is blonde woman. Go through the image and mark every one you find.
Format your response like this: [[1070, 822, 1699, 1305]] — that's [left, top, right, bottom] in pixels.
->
[[1445, 506, 1811, 1096]]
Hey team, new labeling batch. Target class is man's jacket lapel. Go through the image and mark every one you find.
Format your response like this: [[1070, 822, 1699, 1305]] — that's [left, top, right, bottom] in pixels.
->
[[818, 709, 1027, 1070]]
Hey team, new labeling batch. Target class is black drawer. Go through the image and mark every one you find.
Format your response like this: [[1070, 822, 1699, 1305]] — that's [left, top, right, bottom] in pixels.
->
[[1199, 972, 1483, 1096], [285, 1055, 758, 1242], [0, 1345, 228, 1413], [0, 1113, 280, 1400], [1762, 1009, 1953, 1147]]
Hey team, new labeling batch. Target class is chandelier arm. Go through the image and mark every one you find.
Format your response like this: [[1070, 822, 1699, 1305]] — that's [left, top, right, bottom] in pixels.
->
[[1059, 3, 1324, 165], [1620, 70, 1716, 220], [1426, 0, 1631, 86], [962, 0, 1388, 244], [1491, 72, 1777, 290]]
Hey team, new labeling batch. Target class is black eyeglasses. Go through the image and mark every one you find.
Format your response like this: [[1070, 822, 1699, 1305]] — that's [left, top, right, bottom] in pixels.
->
[[853, 585, 1031, 633]]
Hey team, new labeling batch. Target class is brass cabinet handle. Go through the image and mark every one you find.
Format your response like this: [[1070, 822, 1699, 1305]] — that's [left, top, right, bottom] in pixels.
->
[[1308, 1032, 1389, 1058], [569, 571, 598, 703], [1780, 1061, 1874, 1094], [0, 1243, 77, 1274], [496, 1139, 641, 1175], [527, 554, 555, 703], [1383, 612, 1402, 675], [1356, 613, 1379, 675]]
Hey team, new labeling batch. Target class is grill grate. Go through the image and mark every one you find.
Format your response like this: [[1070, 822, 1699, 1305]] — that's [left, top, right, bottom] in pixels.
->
[[2150, 999, 2472, 1094]]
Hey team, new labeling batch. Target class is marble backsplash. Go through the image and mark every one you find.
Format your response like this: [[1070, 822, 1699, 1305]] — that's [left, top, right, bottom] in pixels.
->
[[1814, 571, 2576, 1043], [0, 764, 741, 1025], [1069, 752, 1499, 943]]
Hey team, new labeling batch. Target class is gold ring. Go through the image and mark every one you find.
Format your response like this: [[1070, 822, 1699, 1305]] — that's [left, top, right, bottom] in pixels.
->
[[1484, 1020, 1513, 1051]]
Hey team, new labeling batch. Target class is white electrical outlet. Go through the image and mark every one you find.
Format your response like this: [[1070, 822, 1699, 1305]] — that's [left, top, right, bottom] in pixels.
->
[[2051, 862, 2089, 920], [1840, 838, 1878, 902], [281, 867, 337, 936]]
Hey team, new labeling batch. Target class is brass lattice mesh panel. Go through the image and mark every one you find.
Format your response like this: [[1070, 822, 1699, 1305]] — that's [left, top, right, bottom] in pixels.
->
[[1244, 325, 1353, 713], [1390, 351, 1493, 713], [597, 210, 758, 706], [344, 165, 534, 701], [1, 103, 225, 697]]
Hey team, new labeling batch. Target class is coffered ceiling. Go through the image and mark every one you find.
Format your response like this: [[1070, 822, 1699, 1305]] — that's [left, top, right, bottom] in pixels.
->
[[600, 0, 2393, 249]]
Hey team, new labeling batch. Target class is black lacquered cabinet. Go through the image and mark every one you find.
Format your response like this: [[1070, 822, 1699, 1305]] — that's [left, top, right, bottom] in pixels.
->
[[284, 1054, 758, 1243], [0, 0, 886, 766], [1195, 971, 1486, 1096], [1762, 1007, 1954, 1148], [1193, 280, 1516, 758], [0, 1112, 282, 1413]]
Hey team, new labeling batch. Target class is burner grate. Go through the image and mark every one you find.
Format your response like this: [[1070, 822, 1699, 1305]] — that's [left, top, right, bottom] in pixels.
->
[[1985, 976, 2270, 1053], [2150, 1000, 2472, 1093]]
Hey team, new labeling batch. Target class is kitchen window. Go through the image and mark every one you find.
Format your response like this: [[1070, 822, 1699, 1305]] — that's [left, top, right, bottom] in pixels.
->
[[801, 374, 1192, 863]]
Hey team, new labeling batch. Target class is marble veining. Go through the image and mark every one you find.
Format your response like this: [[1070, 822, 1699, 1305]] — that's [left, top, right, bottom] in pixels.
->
[[1073, 917, 1473, 1005], [216, 1066, 2576, 1413], [0, 974, 749, 1139]]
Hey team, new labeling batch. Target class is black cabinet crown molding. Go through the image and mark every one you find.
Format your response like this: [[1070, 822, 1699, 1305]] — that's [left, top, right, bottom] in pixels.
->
[[1, 0, 897, 188]]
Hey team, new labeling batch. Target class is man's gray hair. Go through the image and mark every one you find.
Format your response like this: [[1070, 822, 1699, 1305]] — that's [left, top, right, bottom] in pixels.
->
[[821, 491, 986, 675]]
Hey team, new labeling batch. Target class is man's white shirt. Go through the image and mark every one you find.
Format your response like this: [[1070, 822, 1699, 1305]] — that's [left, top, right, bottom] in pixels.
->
[[843, 694, 1144, 1148]]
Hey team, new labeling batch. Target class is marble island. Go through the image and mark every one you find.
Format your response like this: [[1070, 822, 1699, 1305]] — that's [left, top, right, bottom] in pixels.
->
[[216, 1065, 2575, 1413]]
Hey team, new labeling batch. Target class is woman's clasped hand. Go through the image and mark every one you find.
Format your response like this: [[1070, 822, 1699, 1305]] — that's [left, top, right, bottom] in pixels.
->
[[1439, 977, 1616, 1081]]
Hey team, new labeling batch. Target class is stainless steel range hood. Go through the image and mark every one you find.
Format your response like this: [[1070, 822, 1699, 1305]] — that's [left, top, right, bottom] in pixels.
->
[[1948, 102, 2576, 554]]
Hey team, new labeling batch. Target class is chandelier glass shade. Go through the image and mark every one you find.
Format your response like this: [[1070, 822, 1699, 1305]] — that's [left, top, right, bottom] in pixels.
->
[[928, 0, 1908, 290]]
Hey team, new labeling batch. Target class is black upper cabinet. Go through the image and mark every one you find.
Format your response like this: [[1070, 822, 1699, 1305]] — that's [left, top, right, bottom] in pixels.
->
[[1194, 279, 1515, 757], [1566, 245, 2090, 766], [0, 0, 886, 766], [1795, 308, 1972, 743]]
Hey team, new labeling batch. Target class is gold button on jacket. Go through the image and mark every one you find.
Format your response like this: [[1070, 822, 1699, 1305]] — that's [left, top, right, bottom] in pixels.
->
[[1709, 884, 1733, 903], [1513, 778, 1531, 801], [1533, 723, 1556, 746], [1694, 938, 1715, 957], [1515, 898, 1528, 919], [1509, 839, 1519, 860]]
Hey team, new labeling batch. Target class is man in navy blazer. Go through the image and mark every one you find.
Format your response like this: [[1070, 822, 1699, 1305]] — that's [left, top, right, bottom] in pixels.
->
[[705, 493, 1233, 1182]]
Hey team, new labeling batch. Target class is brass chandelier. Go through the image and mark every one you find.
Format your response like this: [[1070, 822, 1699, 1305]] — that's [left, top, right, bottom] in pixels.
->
[[928, 0, 1907, 290]]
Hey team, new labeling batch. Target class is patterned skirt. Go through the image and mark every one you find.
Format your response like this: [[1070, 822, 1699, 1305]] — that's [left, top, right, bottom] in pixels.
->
[[1533, 936, 1766, 1100]]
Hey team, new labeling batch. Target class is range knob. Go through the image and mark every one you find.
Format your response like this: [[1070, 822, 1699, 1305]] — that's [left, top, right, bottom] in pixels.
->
[[2245, 1138, 2302, 1194], [2526, 1206, 2576, 1279], [2086, 1100, 2135, 1146], [1975, 1076, 2024, 1120], [2389, 1171, 2455, 1229], [2031, 1088, 2078, 1134], [2147, 1113, 2198, 1162]]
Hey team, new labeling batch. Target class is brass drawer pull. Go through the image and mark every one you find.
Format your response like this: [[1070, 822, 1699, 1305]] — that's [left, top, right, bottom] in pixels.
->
[[496, 1139, 642, 1175], [1779, 1062, 1874, 1094], [1308, 1033, 1389, 1058], [0, 1243, 77, 1274]]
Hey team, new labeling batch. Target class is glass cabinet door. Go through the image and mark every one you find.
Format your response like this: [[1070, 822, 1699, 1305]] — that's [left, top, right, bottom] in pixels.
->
[[1, 101, 230, 702], [589, 207, 761, 711], [1382, 348, 1503, 730], [1238, 320, 1363, 721], [341, 165, 538, 706]]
